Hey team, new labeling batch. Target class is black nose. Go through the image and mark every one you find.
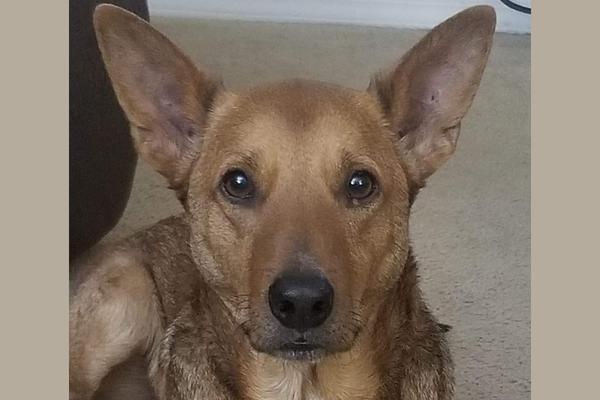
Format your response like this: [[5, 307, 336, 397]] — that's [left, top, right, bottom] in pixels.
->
[[268, 272, 334, 332]]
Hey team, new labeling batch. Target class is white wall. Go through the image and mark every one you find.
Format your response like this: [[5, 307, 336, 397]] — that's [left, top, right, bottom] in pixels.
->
[[147, 0, 531, 34]]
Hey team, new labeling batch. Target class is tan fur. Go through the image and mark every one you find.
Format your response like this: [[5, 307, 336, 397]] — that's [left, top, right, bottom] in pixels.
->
[[70, 4, 495, 400], [69, 251, 162, 399], [242, 334, 378, 400]]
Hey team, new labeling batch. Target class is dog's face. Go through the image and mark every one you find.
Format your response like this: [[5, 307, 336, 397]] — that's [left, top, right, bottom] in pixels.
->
[[94, 5, 495, 360], [186, 82, 411, 358]]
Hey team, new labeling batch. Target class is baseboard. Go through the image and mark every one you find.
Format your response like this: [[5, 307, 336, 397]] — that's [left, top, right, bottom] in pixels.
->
[[147, 0, 530, 34]]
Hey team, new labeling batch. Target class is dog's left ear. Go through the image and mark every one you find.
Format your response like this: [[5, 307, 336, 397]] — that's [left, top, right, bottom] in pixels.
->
[[93, 4, 222, 198], [369, 6, 495, 186]]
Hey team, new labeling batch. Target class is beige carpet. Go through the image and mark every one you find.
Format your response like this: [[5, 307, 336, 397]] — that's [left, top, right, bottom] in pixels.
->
[[105, 17, 530, 400]]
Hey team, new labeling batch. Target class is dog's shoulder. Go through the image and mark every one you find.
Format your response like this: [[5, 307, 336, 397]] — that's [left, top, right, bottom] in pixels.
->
[[71, 214, 205, 319], [130, 214, 209, 321], [369, 253, 455, 399]]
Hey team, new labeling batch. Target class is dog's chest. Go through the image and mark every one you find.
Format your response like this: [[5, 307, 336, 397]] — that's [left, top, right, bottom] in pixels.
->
[[243, 352, 379, 400], [246, 362, 313, 400], [151, 305, 239, 400]]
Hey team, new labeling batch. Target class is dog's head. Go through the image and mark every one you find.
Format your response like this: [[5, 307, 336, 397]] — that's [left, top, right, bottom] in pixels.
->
[[94, 4, 494, 361]]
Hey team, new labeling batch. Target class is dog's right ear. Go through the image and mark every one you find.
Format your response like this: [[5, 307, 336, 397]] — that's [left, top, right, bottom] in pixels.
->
[[368, 6, 495, 188], [93, 4, 221, 195]]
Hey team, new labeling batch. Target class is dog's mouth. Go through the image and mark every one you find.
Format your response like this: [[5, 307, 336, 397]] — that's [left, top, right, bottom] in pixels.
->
[[242, 311, 363, 361], [274, 338, 326, 362], [245, 329, 329, 362]]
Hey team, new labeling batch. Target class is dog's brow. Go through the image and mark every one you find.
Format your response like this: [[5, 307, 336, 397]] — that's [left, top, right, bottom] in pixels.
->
[[340, 151, 380, 172], [222, 151, 261, 171]]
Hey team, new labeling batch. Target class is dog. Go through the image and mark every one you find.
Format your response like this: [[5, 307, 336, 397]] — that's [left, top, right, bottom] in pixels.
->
[[69, 4, 495, 400]]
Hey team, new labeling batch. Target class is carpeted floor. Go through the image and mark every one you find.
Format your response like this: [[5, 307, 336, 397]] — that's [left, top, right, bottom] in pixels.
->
[[105, 17, 530, 400]]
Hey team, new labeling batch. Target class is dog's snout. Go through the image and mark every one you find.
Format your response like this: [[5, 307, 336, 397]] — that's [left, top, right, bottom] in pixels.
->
[[268, 273, 334, 332]]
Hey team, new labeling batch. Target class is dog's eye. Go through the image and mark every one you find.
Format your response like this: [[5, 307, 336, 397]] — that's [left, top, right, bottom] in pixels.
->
[[221, 169, 255, 200], [346, 170, 377, 202]]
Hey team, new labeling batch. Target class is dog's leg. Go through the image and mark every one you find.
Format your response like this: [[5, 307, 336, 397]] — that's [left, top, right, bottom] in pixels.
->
[[69, 253, 161, 400], [94, 353, 158, 400]]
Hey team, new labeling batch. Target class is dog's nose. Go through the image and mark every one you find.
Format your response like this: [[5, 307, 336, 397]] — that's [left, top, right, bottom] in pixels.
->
[[268, 272, 334, 332]]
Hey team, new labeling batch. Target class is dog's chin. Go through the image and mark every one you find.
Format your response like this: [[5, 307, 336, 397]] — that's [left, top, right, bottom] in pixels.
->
[[272, 343, 327, 362], [248, 338, 327, 362]]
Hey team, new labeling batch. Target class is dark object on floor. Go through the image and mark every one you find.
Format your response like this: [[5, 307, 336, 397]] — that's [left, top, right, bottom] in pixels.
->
[[69, 0, 148, 260]]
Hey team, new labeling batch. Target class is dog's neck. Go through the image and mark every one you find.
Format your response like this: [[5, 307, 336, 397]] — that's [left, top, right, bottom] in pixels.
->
[[239, 332, 380, 400]]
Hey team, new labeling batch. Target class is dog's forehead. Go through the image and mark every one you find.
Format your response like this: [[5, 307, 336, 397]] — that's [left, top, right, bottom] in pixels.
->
[[211, 79, 388, 149]]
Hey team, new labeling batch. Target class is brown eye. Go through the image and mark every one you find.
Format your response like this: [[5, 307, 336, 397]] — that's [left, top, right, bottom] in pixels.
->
[[346, 170, 376, 201], [222, 169, 255, 200]]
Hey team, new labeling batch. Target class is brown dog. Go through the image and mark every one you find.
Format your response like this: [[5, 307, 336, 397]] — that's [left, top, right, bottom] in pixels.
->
[[69, 4, 495, 400]]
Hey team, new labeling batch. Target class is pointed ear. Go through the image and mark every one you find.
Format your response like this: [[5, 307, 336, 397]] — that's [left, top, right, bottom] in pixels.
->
[[93, 4, 222, 196], [368, 6, 495, 186]]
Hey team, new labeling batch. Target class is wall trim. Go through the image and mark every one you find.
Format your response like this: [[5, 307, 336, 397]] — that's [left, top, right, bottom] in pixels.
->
[[147, 0, 531, 34]]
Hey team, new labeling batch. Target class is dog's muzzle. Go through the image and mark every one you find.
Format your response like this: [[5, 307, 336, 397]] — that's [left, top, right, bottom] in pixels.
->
[[268, 271, 334, 332]]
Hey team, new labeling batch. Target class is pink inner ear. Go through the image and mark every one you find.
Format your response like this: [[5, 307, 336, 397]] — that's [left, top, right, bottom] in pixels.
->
[[369, 6, 495, 184], [427, 89, 440, 105], [413, 63, 456, 103]]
